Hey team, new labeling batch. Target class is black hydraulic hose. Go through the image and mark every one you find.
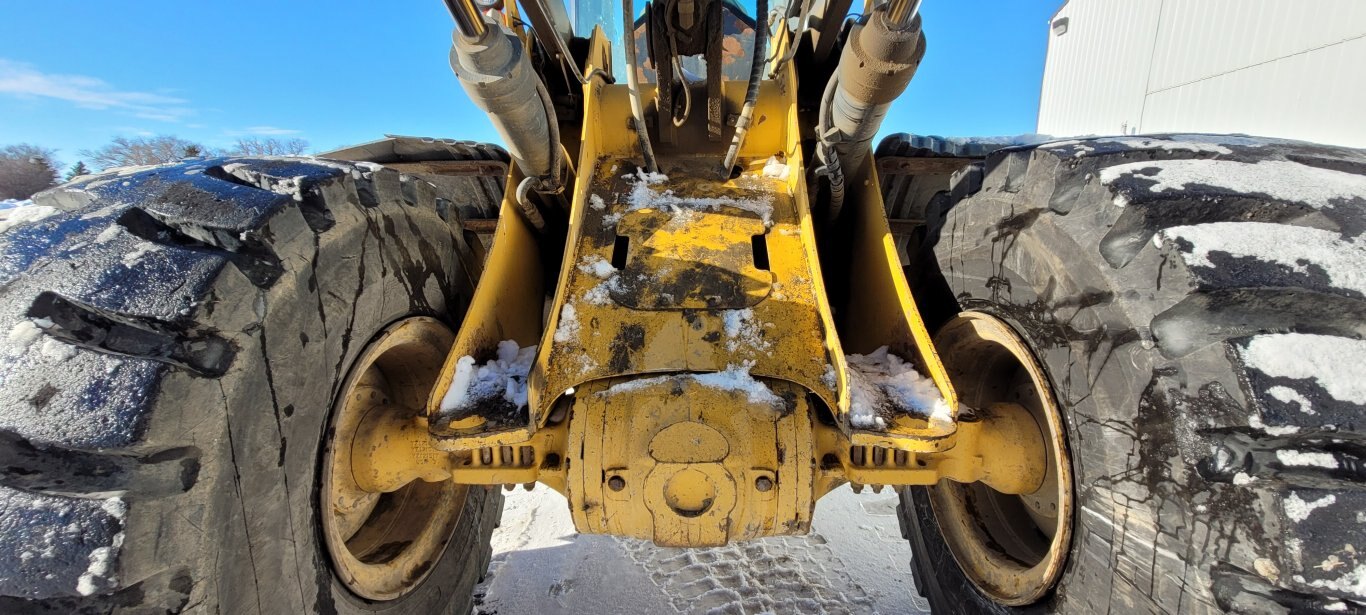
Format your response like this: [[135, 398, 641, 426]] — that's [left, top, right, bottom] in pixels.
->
[[529, 0, 614, 85], [534, 77, 563, 191], [622, 0, 660, 173], [513, 75, 562, 231], [719, 0, 768, 174], [816, 70, 846, 220]]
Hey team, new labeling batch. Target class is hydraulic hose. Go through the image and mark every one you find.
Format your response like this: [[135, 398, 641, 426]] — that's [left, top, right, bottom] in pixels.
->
[[719, 0, 768, 175], [816, 73, 846, 219], [623, 0, 660, 174], [529, 0, 614, 85]]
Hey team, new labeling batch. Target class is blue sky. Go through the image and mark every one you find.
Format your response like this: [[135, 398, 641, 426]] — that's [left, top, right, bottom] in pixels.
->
[[0, 0, 1061, 170]]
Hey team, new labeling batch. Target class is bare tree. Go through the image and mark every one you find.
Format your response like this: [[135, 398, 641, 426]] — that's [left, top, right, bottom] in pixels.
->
[[81, 135, 209, 170], [0, 144, 60, 200], [229, 137, 310, 157]]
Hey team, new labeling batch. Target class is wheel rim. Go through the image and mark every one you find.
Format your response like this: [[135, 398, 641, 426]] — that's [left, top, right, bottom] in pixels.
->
[[320, 317, 468, 601], [929, 312, 1074, 606]]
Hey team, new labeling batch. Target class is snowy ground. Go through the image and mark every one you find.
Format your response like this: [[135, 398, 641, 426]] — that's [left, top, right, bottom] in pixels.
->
[[473, 485, 930, 615]]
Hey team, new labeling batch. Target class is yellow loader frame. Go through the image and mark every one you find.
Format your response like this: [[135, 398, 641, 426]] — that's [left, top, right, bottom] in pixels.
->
[[352, 26, 1045, 547]]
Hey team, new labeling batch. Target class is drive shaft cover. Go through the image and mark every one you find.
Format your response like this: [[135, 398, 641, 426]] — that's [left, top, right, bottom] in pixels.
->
[[566, 376, 816, 546]]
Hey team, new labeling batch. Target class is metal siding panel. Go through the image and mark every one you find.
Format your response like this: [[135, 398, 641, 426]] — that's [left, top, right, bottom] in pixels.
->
[[1039, 0, 1366, 146], [1148, 0, 1366, 93], [1140, 36, 1366, 147], [1038, 0, 1164, 136]]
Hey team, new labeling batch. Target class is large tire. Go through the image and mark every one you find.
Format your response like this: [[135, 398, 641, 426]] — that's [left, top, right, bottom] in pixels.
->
[[892, 134, 1366, 613], [0, 152, 505, 612]]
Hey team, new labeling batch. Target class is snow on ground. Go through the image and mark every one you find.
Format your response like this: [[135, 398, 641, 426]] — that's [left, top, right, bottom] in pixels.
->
[[474, 485, 930, 615]]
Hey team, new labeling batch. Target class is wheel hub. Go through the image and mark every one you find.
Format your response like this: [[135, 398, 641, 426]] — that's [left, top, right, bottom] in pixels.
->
[[929, 311, 1075, 606], [319, 317, 468, 602]]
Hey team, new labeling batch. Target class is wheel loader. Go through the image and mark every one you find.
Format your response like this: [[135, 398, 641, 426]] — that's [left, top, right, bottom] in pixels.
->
[[2, 0, 1364, 613]]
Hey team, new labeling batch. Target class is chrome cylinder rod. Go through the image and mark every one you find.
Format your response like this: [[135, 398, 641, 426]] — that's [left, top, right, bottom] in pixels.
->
[[444, 0, 489, 40]]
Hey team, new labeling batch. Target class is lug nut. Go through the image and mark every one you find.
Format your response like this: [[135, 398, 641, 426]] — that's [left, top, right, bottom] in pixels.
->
[[608, 475, 626, 491], [755, 476, 774, 492]]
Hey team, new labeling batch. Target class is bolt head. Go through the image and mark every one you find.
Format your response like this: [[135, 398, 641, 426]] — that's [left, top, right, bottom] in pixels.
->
[[608, 475, 626, 491], [755, 476, 774, 492]]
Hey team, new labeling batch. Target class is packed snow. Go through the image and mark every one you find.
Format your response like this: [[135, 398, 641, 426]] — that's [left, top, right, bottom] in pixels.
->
[[600, 364, 785, 408], [439, 340, 537, 415], [473, 484, 930, 614], [220, 162, 311, 201], [0, 202, 58, 234], [844, 347, 951, 431], [1283, 492, 1336, 523], [6, 319, 46, 355], [76, 535, 123, 596], [761, 155, 791, 181], [120, 241, 161, 267], [553, 304, 580, 344], [721, 308, 770, 353], [1248, 413, 1299, 436], [1267, 385, 1315, 415], [576, 252, 624, 306], [1159, 222, 1366, 295], [1042, 136, 1235, 156], [1296, 565, 1366, 603], [579, 254, 616, 279], [1238, 334, 1366, 405], [1276, 449, 1339, 469], [1100, 159, 1366, 208], [75, 498, 126, 596], [39, 338, 78, 363], [93, 225, 122, 244], [583, 274, 623, 306], [626, 169, 775, 226]]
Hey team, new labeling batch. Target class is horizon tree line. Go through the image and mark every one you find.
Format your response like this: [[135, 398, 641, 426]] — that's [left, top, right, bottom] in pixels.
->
[[1, 135, 311, 201]]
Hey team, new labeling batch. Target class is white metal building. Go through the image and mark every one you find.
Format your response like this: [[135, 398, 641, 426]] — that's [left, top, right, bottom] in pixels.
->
[[1037, 0, 1366, 148]]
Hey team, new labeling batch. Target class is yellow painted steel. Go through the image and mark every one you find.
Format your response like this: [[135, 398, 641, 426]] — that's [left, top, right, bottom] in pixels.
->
[[567, 378, 815, 546], [424, 163, 544, 448], [400, 24, 1047, 547], [838, 157, 961, 451], [812, 402, 1046, 499]]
